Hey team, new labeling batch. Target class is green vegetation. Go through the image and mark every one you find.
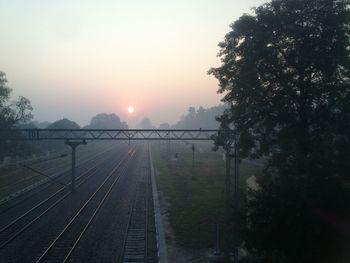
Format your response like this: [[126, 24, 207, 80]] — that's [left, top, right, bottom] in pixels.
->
[[84, 113, 128, 129], [171, 105, 226, 129], [209, 0, 350, 262], [0, 71, 34, 160], [151, 142, 260, 249]]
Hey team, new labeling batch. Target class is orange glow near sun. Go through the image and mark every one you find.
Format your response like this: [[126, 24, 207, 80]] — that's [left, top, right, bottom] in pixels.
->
[[128, 106, 134, 114]]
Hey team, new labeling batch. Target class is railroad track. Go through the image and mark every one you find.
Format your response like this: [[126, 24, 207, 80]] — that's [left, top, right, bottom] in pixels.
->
[[0, 148, 131, 251], [0, 145, 121, 215], [121, 164, 150, 263], [33, 149, 136, 263], [0, 144, 158, 262]]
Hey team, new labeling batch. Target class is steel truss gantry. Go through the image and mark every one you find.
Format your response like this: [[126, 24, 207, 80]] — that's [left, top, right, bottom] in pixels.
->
[[0, 129, 219, 141], [0, 128, 222, 192], [0, 127, 239, 258], [0, 128, 238, 228]]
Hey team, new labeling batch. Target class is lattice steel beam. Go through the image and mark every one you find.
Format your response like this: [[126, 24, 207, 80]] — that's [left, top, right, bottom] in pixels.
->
[[0, 129, 221, 141]]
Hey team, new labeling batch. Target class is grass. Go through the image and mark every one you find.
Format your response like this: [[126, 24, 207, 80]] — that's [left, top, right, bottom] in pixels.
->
[[151, 141, 261, 250]]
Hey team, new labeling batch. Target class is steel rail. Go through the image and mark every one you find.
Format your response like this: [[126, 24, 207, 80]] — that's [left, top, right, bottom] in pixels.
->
[[120, 156, 150, 263], [62, 150, 136, 263], [35, 150, 136, 262], [120, 186, 140, 262], [0, 144, 119, 213], [0, 159, 70, 191], [145, 157, 150, 263], [7, 148, 93, 190], [0, 150, 129, 250]]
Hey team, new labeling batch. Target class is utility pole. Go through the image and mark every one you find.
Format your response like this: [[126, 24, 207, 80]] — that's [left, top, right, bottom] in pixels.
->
[[224, 134, 239, 262], [166, 140, 170, 160], [65, 140, 86, 192], [191, 143, 195, 175], [225, 151, 232, 213]]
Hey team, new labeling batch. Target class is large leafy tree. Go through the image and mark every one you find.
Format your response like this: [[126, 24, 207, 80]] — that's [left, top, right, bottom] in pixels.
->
[[85, 113, 128, 129], [209, 0, 350, 262], [38, 118, 81, 152], [0, 71, 34, 159], [0, 72, 33, 128]]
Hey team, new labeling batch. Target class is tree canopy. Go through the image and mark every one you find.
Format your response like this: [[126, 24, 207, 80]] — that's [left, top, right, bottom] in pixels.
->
[[47, 118, 80, 129], [84, 113, 128, 129], [0, 72, 33, 129], [138, 117, 154, 129], [0, 71, 34, 159], [172, 105, 226, 129], [209, 0, 350, 262]]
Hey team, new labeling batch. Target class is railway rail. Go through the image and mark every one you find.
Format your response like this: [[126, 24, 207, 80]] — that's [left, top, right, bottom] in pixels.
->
[[121, 179, 149, 263], [34, 150, 136, 262], [0, 149, 127, 250], [0, 143, 158, 262], [0, 144, 120, 214], [119, 146, 156, 263]]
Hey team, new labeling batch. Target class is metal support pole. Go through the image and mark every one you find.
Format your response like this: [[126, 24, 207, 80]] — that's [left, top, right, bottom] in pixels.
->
[[167, 140, 170, 160], [233, 135, 239, 261], [215, 223, 220, 255], [192, 143, 195, 175], [71, 145, 76, 192], [234, 136, 239, 211], [225, 153, 231, 213], [224, 134, 239, 262], [65, 140, 86, 192]]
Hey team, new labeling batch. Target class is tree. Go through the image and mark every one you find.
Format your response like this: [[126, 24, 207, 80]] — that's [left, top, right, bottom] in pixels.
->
[[209, 0, 350, 262], [0, 72, 34, 159], [138, 117, 154, 129], [31, 120, 51, 128], [47, 118, 80, 129], [172, 105, 226, 129], [158, 122, 171, 129], [39, 118, 81, 152], [84, 113, 128, 129], [0, 72, 33, 128]]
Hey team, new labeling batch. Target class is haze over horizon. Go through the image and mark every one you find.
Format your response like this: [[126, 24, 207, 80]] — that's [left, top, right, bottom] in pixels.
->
[[0, 0, 267, 127]]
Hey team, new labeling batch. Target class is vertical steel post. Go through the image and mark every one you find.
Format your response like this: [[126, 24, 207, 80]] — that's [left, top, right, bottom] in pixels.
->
[[225, 152, 231, 213], [65, 140, 86, 192], [71, 145, 76, 192], [233, 135, 239, 261], [167, 140, 170, 160], [215, 223, 220, 255], [224, 134, 239, 262], [192, 143, 195, 175]]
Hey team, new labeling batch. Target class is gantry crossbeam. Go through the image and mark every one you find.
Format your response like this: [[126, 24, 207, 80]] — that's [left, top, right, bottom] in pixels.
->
[[0, 129, 220, 141]]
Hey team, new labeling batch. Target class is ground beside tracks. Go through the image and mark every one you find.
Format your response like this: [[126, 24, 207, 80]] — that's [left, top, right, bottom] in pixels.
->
[[151, 141, 261, 262]]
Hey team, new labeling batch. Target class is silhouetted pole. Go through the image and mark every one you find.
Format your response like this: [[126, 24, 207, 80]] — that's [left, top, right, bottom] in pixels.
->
[[233, 135, 239, 261], [224, 134, 239, 262], [225, 152, 232, 213], [192, 143, 195, 175], [65, 140, 86, 192], [167, 140, 170, 160]]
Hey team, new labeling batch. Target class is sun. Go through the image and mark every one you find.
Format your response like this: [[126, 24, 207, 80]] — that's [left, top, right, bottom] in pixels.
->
[[128, 106, 134, 114]]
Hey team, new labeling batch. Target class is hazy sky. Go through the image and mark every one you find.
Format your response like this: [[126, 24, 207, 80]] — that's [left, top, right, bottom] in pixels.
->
[[0, 0, 266, 127]]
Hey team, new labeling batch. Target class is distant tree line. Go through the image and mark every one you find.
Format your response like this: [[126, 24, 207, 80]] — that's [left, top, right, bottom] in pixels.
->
[[83, 113, 128, 129], [171, 105, 226, 129], [0, 72, 130, 160], [0, 69, 225, 160], [137, 105, 226, 130]]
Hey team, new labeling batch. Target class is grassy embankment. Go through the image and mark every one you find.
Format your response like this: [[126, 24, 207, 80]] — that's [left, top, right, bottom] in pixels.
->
[[151, 141, 261, 250]]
